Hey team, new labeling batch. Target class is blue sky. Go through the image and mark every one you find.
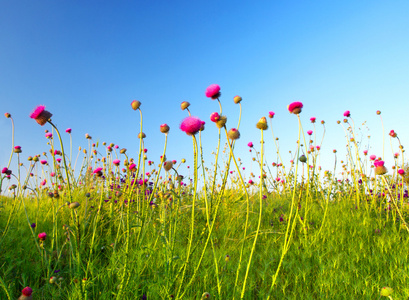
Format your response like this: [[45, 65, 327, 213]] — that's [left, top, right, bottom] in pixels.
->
[[1, 0, 409, 183]]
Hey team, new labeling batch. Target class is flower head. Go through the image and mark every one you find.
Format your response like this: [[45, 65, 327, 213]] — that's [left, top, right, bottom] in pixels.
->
[[66, 128, 72, 133], [21, 286, 33, 299], [374, 160, 387, 175], [205, 84, 221, 99], [248, 142, 253, 148], [307, 130, 313, 135], [113, 159, 120, 166], [256, 117, 268, 130], [369, 155, 376, 161], [389, 130, 397, 138], [398, 168, 405, 176], [129, 163, 137, 171], [227, 128, 240, 140], [93, 167, 103, 177], [160, 124, 170, 134], [181, 101, 190, 110], [14, 146, 22, 153], [343, 110, 350, 117], [45, 132, 53, 138], [268, 111, 275, 118], [38, 232, 47, 241], [310, 117, 316, 123], [30, 105, 53, 126], [131, 100, 141, 110], [210, 112, 220, 122], [233, 95, 242, 104], [287, 102, 303, 114], [180, 116, 202, 135]]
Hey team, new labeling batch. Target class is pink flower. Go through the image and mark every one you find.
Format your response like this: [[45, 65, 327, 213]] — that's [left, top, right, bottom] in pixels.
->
[[22, 286, 33, 296], [210, 112, 220, 122], [310, 117, 316, 123], [343, 110, 350, 117], [363, 150, 368, 155], [38, 232, 47, 240], [205, 84, 221, 99], [369, 155, 376, 161], [113, 159, 120, 166], [316, 145, 321, 150], [56, 158, 61, 163], [248, 142, 253, 147], [268, 111, 275, 118], [398, 169, 405, 175], [389, 130, 397, 138], [45, 132, 53, 138], [50, 172, 55, 177], [30, 105, 53, 126], [307, 130, 313, 135], [129, 163, 137, 171], [180, 116, 202, 136], [66, 128, 72, 133], [287, 102, 303, 114], [40, 160, 47, 165], [1, 167, 8, 174], [374, 160, 384, 167], [93, 167, 103, 177]]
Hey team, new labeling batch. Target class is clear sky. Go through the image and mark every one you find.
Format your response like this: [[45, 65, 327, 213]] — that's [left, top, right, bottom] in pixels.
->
[[1, 0, 409, 183]]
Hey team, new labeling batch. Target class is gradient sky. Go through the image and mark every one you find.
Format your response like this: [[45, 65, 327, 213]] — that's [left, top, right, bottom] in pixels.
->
[[1, 0, 409, 184]]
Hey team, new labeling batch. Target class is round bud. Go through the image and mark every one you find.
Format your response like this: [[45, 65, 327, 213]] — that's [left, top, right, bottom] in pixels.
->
[[131, 100, 141, 110]]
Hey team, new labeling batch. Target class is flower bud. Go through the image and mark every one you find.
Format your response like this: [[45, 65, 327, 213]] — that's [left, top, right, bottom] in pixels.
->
[[256, 117, 268, 130], [131, 100, 141, 110]]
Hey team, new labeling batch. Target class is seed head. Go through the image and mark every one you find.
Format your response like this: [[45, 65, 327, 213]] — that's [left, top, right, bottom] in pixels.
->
[[131, 100, 141, 110], [160, 124, 170, 134], [215, 115, 227, 128], [299, 155, 307, 163], [380, 287, 393, 297], [256, 117, 268, 130], [138, 132, 146, 139], [227, 128, 240, 140], [163, 161, 173, 171], [69, 202, 80, 209], [233, 95, 242, 104], [181, 101, 190, 110]]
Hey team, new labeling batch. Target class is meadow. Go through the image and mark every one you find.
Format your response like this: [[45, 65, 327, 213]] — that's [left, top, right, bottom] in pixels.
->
[[0, 84, 407, 299]]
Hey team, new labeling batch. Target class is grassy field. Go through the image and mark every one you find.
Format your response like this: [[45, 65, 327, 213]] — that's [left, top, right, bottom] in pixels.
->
[[1, 100, 407, 299]]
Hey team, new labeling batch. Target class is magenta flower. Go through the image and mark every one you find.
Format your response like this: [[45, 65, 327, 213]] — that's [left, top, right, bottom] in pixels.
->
[[287, 102, 303, 114], [93, 167, 103, 173], [389, 130, 397, 138], [210, 112, 220, 122], [66, 128, 72, 133], [369, 155, 376, 161], [363, 150, 368, 155], [374, 160, 384, 167], [205, 84, 221, 99], [268, 111, 275, 118], [310, 117, 316, 123], [45, 132, 53, 138], [38, 232, 47, 241], [1, 167, 8, 174], [113, 159, 120, 166], [248, 142, 253, 148], [14, 146, 22, 153], [316, 145, 321, 150], [129, 163, 137, 171], [30, 105, 53, 126], [180, 116, 202, 136], [343, 110, 350, 117], [307, 130, 313, 135], [40, 160, 47, 165], [56, 158, 61, 163], [21, 286, 33, 297], [398, 169, 405, 175]]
